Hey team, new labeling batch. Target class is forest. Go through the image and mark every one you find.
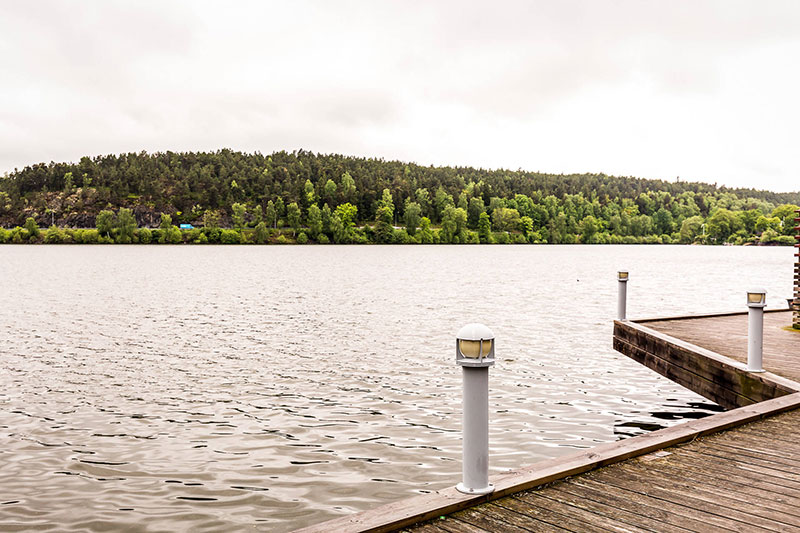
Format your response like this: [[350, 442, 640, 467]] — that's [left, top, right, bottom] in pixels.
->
[[0, 149, 797, 245]]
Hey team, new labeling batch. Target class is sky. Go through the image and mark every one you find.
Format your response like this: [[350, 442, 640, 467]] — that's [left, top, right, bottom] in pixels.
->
[[1, 0, 798, 192]]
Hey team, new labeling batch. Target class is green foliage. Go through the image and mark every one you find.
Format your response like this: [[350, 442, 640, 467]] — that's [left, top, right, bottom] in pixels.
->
[[231, 203, 247, 231], [679, 216, 704, 243], [467, 197, 485, 229], [220, 229, 241, 244], [478, 212, 492, 243], [335, 203, 357, 226], [297, 232, 308, 244], [158, 214, 182, 244], [24, 217, 40, 239], [492, 208, 520, 232], [304, 179, 316, 206], [403, 201, 422, 236], [340, 172, 356, 201], [706, 208, 742, 243], [265, 200, 277, 228], [45, 225, 65, 243], [324, 179, 337, 204], [307, 204, 322, 238], [287, 202, 301, 235], [2, 149, 797, 246], [138, 227, 152, 244], [95, 210, 114, 238], [373, 191, 395, 243], [116, 208, 137, 243], [254, 221, 269, 244], [251, 205, 263, 227], [318, 233, 330, 244], [203, 209, 221, 229]]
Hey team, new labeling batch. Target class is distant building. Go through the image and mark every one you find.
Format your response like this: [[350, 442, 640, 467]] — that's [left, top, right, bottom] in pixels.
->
[[179, 224, 194, 230]]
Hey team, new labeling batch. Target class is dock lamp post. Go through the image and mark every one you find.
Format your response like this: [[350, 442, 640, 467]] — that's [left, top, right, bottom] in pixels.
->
[[455, 323, 495, 496], [617, 271, 629, 320], [747, 290, 767, 373]]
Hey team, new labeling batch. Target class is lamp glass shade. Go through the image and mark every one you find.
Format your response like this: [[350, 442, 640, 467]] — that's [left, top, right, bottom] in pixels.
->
[[618, 271, 629, 281], [747, 292, 766, 304], [459, 339, 491, 359]]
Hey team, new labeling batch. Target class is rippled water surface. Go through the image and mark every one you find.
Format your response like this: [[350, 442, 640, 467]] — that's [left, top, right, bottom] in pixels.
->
[[0, 245, 793, 531]]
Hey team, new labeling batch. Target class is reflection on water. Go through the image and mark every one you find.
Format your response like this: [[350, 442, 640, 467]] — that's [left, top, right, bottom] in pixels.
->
[[0, 245, 791, 531]]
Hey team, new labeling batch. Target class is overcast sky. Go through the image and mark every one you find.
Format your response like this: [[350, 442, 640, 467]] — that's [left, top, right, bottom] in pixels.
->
[[1, 1, 798, 192]]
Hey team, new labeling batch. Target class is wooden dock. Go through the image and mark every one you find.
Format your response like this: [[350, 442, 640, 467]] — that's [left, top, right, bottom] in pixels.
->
[[407, 403, 800, 533], [295, 310, 800, 533]]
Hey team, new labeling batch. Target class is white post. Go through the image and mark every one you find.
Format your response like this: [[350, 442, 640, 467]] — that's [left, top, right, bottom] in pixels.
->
[[455, 324, 495, 496], [747, 290, 766, 373], [459, 366, 490, 493], [617, 271, 629, 320]]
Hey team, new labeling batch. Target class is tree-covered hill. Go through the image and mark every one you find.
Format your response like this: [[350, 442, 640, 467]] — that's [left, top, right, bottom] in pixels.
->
[[0, 149, 797, 245]]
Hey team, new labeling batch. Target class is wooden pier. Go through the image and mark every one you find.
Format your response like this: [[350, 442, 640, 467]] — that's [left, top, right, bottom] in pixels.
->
[[295, 310, 800, 533]]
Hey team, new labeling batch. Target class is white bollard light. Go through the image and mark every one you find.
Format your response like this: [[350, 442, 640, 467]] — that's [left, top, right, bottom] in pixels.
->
[[617, 271, 629, 320], [455, 323, 495, 496], [747, 290, 767, 372]]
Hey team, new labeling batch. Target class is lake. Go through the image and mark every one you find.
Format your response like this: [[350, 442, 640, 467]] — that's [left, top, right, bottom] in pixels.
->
[[0, 244, 793, 532]]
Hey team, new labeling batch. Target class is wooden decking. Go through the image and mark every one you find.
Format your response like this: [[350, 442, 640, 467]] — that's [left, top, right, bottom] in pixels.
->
[[406, 406, 800, 533], [614, 310, 799, 409], [642, 310, 800, 382], [295, 311, 800, 533]]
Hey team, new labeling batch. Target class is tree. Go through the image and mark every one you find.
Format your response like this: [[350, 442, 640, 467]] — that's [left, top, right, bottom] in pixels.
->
[[772, 204, 800, 235], [63, 172, 74, 192], [287, 202, 301, 236], [274, 197, 286, 225], [321, 203, 332, 236], [323, 179, 337, 204], [404, 201, 422, 236], [251, 205, 263, 227], [333, 203, 357, 243], [116, 208, 137, 243], [492, 208, 521, 232], [653, 208, 674, 235], [265, 200, 277, 228], [203, 209, 220, 229], [415, 188, 432, 219], [304, 179, 316, 207], [334, 202, 358, 227], [307, 204, 322, 239], [579, 215, 599, 243], [159, 213, 182, 244], [254, 221, 269, 244], [231, 203, 247, 231], [440, 206, 467, 243], [378, 189, 395, 221], [679, 215, 704, 243], [341, 172, 356, 201], [373, 189, 395, 243], [418, 217, 434, 244], [467, 197, 485, 229], [434, 187, 454, 222], [706, 208, 742, 243], [96, 210, 115, 238], [477, 212, 492, 243]]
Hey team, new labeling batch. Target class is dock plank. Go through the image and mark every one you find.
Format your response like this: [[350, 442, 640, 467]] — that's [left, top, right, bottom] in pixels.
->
[[404, 408, 800, 533], [642, 311, 800, 383]]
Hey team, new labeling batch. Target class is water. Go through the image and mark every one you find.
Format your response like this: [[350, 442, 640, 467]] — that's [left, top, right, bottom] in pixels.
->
[[0, 245, 793, 531]]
